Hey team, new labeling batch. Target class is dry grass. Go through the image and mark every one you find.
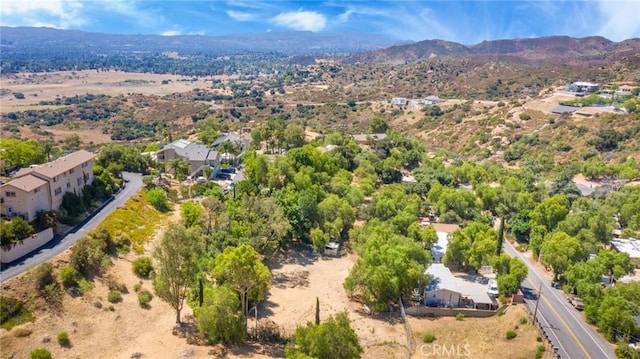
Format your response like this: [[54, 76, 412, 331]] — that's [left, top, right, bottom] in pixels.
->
[[409, 305, 553, 359]]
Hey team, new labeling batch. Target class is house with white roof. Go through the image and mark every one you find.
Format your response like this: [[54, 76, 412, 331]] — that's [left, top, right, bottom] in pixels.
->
[[1, 150, 96, 221], [424, 263, 498, 310], [611, 238, 640, 267], [391, 97, 407, 107], [424, 95, 442, 105]]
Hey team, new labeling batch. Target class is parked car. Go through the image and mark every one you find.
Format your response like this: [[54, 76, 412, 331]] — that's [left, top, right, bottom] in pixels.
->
[[217, 173, 231, 180], [572, 297, 584, 311], [220, 167, 236, 174]]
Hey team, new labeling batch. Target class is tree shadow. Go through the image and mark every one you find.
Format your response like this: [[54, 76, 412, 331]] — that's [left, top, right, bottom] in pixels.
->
[[266, 249, 318, 270]]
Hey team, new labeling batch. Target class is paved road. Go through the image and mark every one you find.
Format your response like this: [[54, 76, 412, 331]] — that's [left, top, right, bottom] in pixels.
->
[[503, 240, 616, 359], [0, 172, 143, 283]]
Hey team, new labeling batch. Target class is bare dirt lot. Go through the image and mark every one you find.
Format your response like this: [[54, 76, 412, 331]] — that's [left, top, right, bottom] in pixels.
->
[[260, 251, 408, 359]]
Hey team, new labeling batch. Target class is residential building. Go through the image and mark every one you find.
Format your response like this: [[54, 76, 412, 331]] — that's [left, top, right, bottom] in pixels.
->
[[211, 132, 250, 152], [424, 263, 462, 307], [424, 95, 442, 105], [391, 97, 407, 107], [424, 263, 497, 310], [156, 139, 220, 177], [611, 238, 640, 267], [1, 150, 96, 221], [567, 82, 599, 94]]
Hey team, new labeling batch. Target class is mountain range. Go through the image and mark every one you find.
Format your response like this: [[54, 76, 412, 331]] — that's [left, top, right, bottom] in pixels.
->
[[342, 36, 640, 65], [0, 26, 408, 55], [1, 27, 639, 72]]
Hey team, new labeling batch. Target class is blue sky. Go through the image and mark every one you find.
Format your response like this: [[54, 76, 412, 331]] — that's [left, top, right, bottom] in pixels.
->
[[1, 1, 639, 44]]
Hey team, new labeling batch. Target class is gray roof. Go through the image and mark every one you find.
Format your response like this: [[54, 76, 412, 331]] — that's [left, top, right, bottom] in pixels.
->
[[160, 140, 218, 163], [551, 105, 578, 114], [425, 263, 459, 293], [212, 133, 242, 147]]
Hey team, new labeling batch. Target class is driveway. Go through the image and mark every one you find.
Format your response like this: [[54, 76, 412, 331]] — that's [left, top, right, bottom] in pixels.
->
[[0, 172, 143, 283]]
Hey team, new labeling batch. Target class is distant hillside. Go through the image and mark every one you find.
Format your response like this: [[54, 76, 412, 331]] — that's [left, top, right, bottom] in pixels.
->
[[343, 36, 640, 65], [0, 26, 407, 56]]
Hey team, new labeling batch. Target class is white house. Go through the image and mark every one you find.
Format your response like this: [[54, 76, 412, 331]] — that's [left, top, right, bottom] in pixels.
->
[[1, 150, 96, 221], [567, 82, 599, 94], [391, 97, 407, 107], [424, 263, 462, 307], [424, 95, 442, 105]]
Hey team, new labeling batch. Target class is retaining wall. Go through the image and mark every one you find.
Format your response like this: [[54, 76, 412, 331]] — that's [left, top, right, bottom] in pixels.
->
[[1, 227, 54, 264]]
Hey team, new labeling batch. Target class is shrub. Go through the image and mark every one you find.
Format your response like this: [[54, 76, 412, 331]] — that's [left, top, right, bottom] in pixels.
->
[[506, 330, 517, 340], [132, 257, 154, 278], [146, 188, 170, 212], [30, 348, 52, 359], [57, 331, 70, 346], [78, 278, 94, 295], [70, 229, 113, 275], [455, 313, 465, 321], [59, 265, 78, 287], [422, 333, 436, 343], [105, 278, 128, 294], [133, 282, 142, 292], [32, 263, 55, 291], [535, 344, 546, 359], [519, 316, 528, 324], [1, 296, 35, 330], [519, 113, 531, 121], [107, 290, 122, 303], [138, 289, 153, 308]]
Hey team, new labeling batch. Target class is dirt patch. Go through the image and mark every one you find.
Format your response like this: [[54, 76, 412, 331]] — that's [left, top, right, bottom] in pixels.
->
[[257, 252, 409, 358]]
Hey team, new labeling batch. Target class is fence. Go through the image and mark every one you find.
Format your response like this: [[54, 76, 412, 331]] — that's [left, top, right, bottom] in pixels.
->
[[527, 306, 561, 358], [398, 297, 415, 358]]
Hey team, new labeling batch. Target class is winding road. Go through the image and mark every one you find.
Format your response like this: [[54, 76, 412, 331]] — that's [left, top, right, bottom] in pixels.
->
[[503, 240, 616, 359], [0, 172, 143, 283]]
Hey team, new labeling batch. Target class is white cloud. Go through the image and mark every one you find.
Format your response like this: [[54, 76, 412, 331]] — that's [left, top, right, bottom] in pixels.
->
[[271, 10, 327, 32], [161, 30, 181, 36], [0, 0, 85, 28], [226, 10, 257, 22], [335, 9, 354, 24], [596, 0, 640, 40]]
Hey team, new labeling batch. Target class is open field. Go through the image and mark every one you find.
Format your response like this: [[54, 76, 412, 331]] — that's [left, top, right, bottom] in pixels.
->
[[0, 70, 233, 112]]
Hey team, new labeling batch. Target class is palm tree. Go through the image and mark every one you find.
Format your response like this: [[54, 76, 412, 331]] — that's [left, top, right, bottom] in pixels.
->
[[168, 159, 182, 178]]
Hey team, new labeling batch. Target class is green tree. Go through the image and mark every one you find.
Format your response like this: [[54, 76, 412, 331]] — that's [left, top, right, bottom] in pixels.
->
[[529, 195, 569, 232], [194, 285, 246, 344], [540, 231, 584, 281], [212, 244, 271, 323], [368, 116, 389, 134], [180, 200, 203, 228], [153, 224, 202, 323], [286, 311, 363, 359], [594, 250, 635, 283], [147, 188, 170, 212]]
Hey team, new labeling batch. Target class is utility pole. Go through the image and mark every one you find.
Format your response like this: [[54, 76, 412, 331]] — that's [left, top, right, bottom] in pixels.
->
[[533, 280, 543, 324]]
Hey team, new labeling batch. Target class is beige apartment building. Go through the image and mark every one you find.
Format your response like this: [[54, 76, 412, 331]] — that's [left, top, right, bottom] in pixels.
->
[[1, 150, 96, 221]]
